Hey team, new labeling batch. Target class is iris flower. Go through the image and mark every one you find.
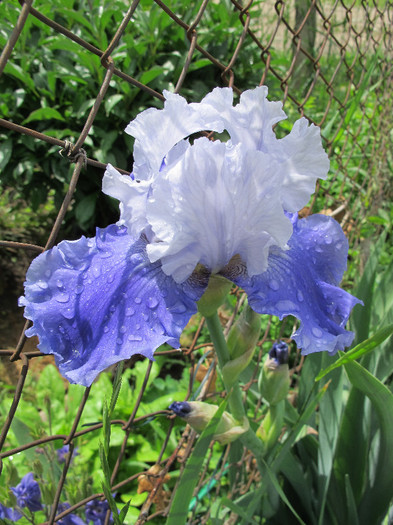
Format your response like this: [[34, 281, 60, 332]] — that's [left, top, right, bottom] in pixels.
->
[[19, 87, 361, 387]]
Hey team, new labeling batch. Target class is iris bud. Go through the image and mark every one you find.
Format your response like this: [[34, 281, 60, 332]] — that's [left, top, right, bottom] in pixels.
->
[[258, 341, 290, 406], [169, 401, 249, 444], [222, 304, 261, 385]]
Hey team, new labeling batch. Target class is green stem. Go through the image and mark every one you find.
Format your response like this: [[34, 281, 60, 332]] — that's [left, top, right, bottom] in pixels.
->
[[204, 313, 264, 458]]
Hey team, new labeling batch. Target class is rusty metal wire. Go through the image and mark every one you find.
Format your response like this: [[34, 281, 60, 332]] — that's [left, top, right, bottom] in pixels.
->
[[0, 0, 392, 523]]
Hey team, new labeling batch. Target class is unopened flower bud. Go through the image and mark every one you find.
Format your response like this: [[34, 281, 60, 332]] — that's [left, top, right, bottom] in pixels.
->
[[222, 304, 261, 385], [197, 275, 232, 317], [169, 401, 249, 444], [258, 341, 290, 406]]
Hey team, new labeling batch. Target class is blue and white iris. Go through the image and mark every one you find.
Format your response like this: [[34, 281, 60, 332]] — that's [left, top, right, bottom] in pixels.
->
[[19, 87, 361, 387]]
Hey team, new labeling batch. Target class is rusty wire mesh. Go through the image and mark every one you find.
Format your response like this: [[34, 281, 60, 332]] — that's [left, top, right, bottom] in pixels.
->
[[0, 0, 392, 523]]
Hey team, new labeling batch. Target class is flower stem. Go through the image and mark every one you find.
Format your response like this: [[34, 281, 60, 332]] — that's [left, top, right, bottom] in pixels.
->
[[204, 313, 264, 457]]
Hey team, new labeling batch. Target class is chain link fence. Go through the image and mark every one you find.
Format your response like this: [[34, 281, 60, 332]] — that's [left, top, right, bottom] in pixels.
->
[[0, 0, 392, 523]]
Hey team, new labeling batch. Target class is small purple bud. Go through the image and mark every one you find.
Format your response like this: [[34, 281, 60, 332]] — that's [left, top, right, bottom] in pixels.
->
[[169, 401, 192, 418], [269, 341, 289, 365]]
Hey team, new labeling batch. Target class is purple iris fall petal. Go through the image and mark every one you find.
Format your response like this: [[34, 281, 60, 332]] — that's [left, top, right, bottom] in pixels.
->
[[19, 224, 207, 387], [11, 472, 43, 513], [226, 214, 362, 355]]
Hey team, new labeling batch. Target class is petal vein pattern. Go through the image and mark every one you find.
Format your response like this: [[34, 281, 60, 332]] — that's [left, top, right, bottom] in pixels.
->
[[19, 225, 207, 386]]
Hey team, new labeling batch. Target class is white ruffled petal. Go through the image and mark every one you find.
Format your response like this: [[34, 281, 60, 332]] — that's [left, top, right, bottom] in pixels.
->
[[125, 90, 224, 180], [146, 138, 292, 283], [200, 86, 287, 151], [273, 118, 330, 212], [102, 164, 150, 237]]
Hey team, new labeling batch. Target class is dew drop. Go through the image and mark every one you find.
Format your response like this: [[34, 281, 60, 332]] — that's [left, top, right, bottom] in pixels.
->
[[116, 337, 123, 345], [125, 307, 135, 317], [269, 279, 280, 291], [62, 308, 74, 320], [128, 335, 142, 342], [56, 293, 70, 303], [107, 273, 115, 284], [325, 235, 332, 245], [75, 284, 84, 295], [45, 269, 52, 278], [312, 327, 323, 338], [120, 325, 127, 334], [99, 249, 113, 259], [103, 326, 109, 333], [37, 280, 49, 290], [296, 290, 304, 302], [147, 297, 159, 309], [110, 304, 116, 312], [92, 265, 101, 278], [276, 300, 298, 312], [56, 279, 64, 289], [134, 297, 142, 304]]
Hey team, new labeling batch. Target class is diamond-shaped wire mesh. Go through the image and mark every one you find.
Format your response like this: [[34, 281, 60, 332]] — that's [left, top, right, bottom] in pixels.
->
[[0, 1, 392, 523]]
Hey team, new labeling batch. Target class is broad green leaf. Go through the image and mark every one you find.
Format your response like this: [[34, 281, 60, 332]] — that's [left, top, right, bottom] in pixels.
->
[[23, 107, 65, 125], [139, 65, 165, 85], [344, 360, 393, 525]]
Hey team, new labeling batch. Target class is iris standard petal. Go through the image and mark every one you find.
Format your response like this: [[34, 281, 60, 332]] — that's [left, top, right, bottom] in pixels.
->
[[226, 214, 362, 355], [272, 118, 330, 212], [125, 90, 225, 180], [19, 225, 207, 386], [200, 86, 287, 151], [146, 138, 292, 283]]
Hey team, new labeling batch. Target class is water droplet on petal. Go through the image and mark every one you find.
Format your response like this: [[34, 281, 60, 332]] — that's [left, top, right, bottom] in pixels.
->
[[103, 326, 109, 333], [75, 285, 84, 295], [107, 273, 115, 284], [45, 269, 52, 278], [56, 293, 70, 303], [134, 297, 142, 304], [125, 307, 135, 317], [56, 279, 64, 289], [110, 304, 116, 312], [116, 337, 123, 345], [128, 335, 142, 342], [147, 297, 159, 309], [312, 327, 323, 338], [296, 290, 304, 302], [62, 308, 74, 320], [269, 280, 280, 291], [276, 300, 298, 312], [325, 235, 332, 244], [92, 265, 101, 278], [120, 326, 127, 334], [37, 280, 49, 290]]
